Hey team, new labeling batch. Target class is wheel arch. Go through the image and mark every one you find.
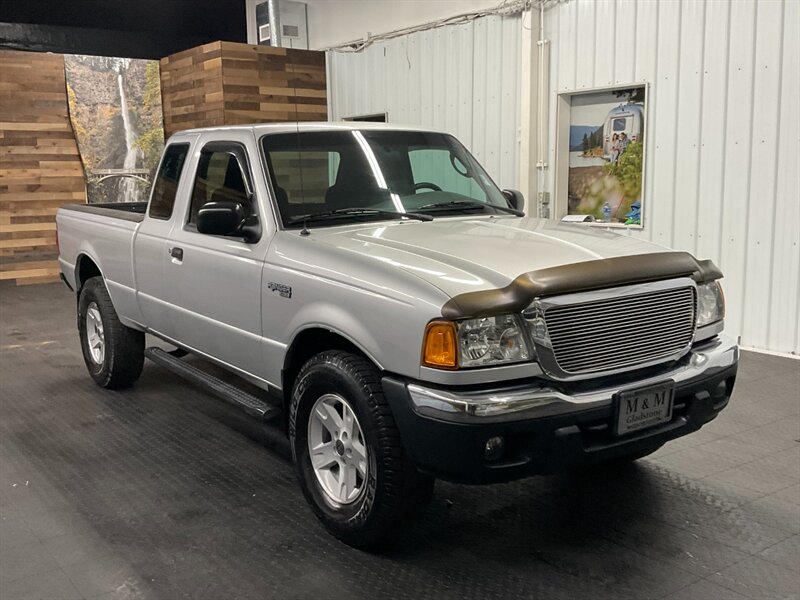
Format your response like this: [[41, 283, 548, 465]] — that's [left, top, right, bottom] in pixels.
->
[[281, 326, 382, 412], [75, 253, 103, 293]]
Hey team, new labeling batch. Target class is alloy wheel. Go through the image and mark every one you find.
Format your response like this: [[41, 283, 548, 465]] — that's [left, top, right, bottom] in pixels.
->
[[85, 302, 105, 364], [307, 393, 368, 505]]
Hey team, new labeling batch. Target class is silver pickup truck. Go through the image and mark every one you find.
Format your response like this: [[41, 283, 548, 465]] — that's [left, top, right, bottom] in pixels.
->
[[57, 123, 738, 546]]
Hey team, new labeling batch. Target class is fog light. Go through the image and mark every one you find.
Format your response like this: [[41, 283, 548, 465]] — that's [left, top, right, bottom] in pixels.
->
[[690, 352, 708, 368], [484, 436, 505, 462]]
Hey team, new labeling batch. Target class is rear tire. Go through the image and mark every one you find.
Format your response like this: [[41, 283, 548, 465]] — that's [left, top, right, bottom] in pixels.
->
[[78, 276, 144, 389], [289, 350, 433, 548]]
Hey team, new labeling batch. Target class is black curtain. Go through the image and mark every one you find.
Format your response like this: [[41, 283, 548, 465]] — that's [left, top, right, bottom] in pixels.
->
[[0, 0, 246, 59]]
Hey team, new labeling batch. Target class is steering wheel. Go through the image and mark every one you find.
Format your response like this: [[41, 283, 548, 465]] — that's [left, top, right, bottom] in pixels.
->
[[414, 182, 442, 193]]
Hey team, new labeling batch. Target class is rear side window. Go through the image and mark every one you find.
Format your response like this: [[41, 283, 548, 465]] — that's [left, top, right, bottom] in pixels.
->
[[149, 144, 189, 220], [612, 117, 627, 132]]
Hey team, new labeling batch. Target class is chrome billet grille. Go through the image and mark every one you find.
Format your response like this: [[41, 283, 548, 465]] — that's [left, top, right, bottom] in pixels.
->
[[543, 286, 696, 375]]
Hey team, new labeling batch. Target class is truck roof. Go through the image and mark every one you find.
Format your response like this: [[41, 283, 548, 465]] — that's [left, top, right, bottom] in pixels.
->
[[171, 121, 443, 138]]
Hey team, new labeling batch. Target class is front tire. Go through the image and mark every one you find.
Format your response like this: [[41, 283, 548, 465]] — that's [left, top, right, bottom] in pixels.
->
[[289, 350, 433, 547], [78, 276, 144, 389]]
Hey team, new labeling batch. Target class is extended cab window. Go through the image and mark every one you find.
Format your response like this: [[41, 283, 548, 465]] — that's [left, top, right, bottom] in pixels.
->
[[188, 145, 253, 225], [149, 143, 189, 220]]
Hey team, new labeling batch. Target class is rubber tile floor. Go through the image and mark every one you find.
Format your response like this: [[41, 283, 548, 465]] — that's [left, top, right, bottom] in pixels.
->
[[1, 283, 798, 600]]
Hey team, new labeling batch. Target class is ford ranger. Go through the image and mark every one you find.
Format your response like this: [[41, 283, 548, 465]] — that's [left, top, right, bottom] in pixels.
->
[[56, 123, 738, 547]]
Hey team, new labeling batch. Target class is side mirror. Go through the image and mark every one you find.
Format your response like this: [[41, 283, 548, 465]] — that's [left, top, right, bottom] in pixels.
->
[[197, 201, 246, 237], [502, 189, 525, 211]]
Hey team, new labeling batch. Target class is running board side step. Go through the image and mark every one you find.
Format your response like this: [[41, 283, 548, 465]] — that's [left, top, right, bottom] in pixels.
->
[[144, 347, 282, 423]]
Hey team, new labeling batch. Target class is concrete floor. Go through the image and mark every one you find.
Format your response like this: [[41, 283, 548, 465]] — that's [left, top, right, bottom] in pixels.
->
[[1, 282, 798, 600]]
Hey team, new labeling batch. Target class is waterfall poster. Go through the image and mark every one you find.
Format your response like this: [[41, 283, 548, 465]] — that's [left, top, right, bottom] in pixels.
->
[[65, 55, 165, 204]]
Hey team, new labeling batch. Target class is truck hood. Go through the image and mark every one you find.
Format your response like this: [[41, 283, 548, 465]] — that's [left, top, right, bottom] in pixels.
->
[[309, 216, 675, 299]]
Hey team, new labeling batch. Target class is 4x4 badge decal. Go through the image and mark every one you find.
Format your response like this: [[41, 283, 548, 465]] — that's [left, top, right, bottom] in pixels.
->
[[267, 282, 292, 298]]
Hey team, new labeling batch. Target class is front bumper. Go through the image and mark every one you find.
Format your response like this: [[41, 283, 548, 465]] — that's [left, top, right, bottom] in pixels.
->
[[382, 335, 738, 484]]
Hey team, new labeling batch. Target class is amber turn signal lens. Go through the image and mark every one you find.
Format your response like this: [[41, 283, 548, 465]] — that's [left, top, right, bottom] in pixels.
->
[[422, 321, 458, 369]]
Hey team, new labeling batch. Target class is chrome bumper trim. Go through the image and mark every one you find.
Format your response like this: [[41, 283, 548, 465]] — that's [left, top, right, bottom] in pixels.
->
[[407, 335, 738, 424], [419, 361, 544, 386]]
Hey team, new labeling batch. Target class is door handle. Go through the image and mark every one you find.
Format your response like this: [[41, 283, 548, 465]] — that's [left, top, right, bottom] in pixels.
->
[[169, 247, 183, 261]]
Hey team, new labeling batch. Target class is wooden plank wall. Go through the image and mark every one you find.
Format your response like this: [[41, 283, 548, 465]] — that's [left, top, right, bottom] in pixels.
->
[[220, 41, 327, 126], [160, 41, 327, 138], [159, 42, 226, 136], [0, 51, 87, 285]]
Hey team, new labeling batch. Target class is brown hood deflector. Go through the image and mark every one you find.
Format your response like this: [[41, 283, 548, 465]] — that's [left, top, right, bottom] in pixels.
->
[[441, 252, 723, 320]]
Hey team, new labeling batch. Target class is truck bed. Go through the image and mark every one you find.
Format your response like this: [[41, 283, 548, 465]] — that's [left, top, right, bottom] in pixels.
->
[[60, 202, 148, 223], [56, 202, 147, 327]]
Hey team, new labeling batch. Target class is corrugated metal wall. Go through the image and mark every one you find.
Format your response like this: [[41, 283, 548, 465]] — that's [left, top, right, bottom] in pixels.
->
[[544, 0, 799, 355], [326, 2, 798, 355], [327, 14, 523, 190]]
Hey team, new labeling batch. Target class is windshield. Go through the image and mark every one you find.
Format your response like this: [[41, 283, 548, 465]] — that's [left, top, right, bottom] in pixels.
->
[[261, 130, 511, 227]]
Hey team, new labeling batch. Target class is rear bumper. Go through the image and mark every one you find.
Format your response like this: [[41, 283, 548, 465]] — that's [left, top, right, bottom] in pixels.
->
[[382, 336, 738, 484], [59, 272, 74, 292], [58, 258, 76, 291]]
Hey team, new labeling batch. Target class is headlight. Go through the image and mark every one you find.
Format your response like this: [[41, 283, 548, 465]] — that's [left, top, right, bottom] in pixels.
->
[[457, 314, 531, 368], [422, 315, 533, 370], [696, 281, 725, 327]]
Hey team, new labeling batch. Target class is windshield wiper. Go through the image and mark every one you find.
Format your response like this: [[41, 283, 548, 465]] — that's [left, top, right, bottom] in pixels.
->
[[287, 207, 433, 227], [417, 200, 524, 217]]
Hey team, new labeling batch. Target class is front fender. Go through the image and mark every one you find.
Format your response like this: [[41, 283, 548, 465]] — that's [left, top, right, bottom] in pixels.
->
[[285, 302, 387, 370]]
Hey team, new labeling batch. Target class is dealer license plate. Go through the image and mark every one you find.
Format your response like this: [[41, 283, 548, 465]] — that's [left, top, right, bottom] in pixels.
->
[[615, 382, 674, 435]]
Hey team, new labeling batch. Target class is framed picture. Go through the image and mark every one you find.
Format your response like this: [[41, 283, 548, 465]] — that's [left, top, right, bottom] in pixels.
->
[[554, 84, 647, 227]]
